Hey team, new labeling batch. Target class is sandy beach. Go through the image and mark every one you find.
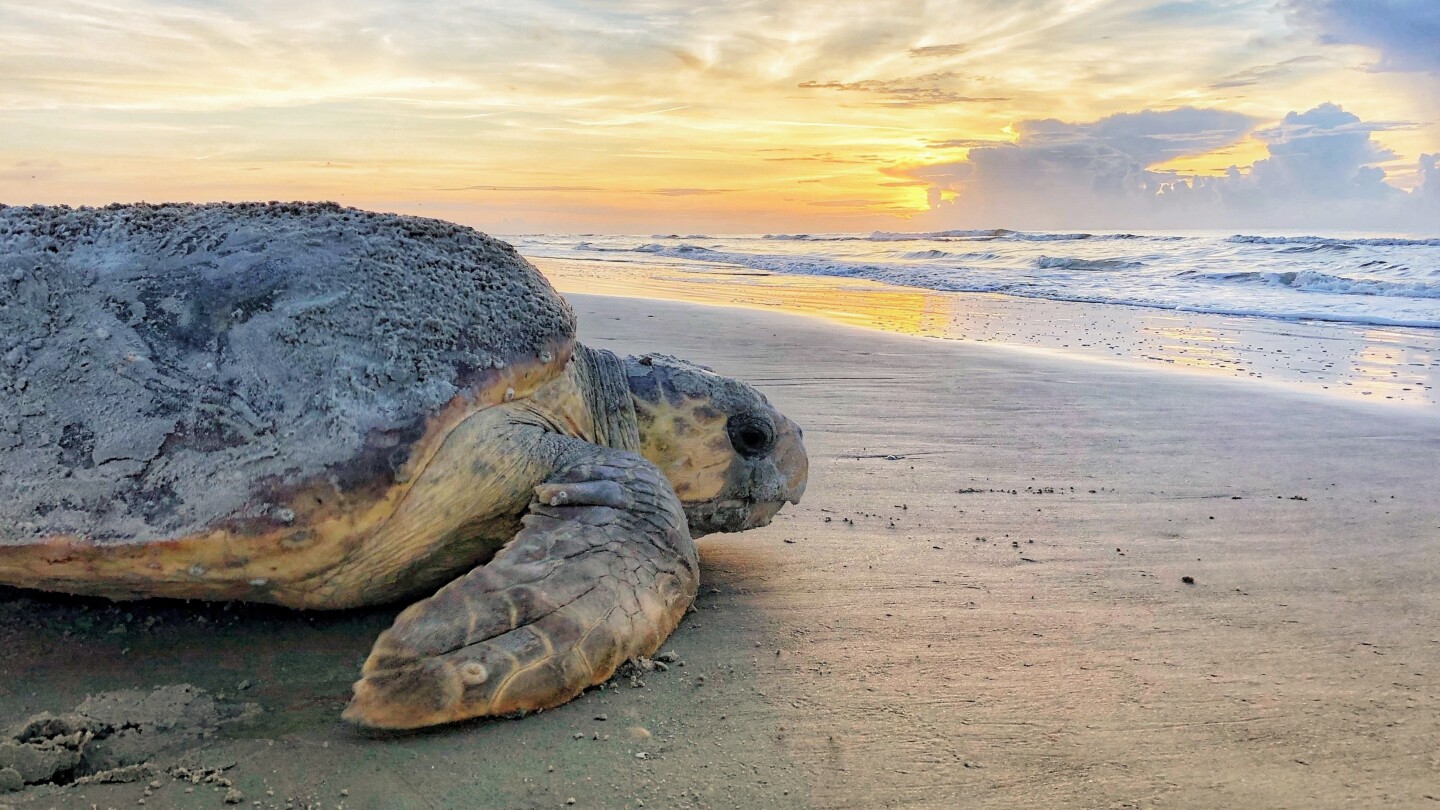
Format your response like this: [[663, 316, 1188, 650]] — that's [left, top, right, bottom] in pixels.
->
[[4, 287, 1440, 809], [8, 0, 1440, 806]]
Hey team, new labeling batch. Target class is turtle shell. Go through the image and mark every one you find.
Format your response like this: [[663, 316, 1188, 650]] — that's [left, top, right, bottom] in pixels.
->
[[0, 202, 575, 550]]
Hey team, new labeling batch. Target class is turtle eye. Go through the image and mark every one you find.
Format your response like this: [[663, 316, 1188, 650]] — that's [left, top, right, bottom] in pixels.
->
[[726, 414, 775, 458]]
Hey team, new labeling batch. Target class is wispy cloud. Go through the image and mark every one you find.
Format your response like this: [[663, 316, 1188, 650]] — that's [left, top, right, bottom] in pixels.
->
[[798, 73, 1009, 107], [0, 159, 63, 182], [439, 185, 607, 193], [924, 138, 1015, 150], [650, 188, 734, 196], [1208, 55, 1327, 90], [808, 198, 894, 207], [764, 153, 879, 164], [908, 43, 968, 58], [0, 0, 1436, 231]]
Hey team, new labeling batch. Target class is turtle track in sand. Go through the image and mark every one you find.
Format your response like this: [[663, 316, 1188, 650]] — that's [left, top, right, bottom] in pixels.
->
[[0, 684, 257, 794]]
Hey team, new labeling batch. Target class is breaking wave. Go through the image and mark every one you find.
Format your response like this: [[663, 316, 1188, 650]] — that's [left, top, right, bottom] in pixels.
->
[[1180, 269, 1440, 298], [1227, 234, 1440, 248], [1035, 256, 1143, 271]]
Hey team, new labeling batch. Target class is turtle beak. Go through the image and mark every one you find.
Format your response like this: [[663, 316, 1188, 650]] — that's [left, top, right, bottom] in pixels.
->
[[738, 412, 807, 529]]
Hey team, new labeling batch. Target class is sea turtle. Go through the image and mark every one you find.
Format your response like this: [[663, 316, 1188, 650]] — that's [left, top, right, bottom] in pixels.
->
[[0, 202, 807, 729]]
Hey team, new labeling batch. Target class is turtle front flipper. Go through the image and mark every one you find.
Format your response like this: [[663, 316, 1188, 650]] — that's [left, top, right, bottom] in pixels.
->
[[343, 446, 698, 730]]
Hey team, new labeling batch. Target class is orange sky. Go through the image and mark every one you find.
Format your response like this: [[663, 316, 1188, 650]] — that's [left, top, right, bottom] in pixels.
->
[[1, 1, 1435, 233]]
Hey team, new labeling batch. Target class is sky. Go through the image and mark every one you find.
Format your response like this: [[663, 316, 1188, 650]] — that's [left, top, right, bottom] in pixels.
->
[[1, 0, 1436, 233]]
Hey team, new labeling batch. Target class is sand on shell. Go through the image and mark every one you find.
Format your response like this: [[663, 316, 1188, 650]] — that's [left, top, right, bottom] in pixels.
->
[[1, 292, 1438, 808], [0, 203, 571, 545]]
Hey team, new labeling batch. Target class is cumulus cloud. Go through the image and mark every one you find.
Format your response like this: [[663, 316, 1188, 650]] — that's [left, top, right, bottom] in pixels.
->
[[904, 107, 1253, 226], [907, 103, 1436, 231], [1243, 104, 1404, 198], [1414, 153, 1440, 208], [1283, 0, 1440, 73]]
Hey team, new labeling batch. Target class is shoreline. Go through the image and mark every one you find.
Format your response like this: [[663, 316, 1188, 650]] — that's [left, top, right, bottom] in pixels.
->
[[531, 255, 1440, 410]]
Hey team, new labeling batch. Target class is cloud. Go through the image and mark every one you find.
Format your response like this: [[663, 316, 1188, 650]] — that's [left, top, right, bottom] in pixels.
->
[[1421, 154, 1440, 193], [667, 49, 706, 70], [925, 138, 1016, 149], [1208, 55, 1326, 90], [798, 73, 1008, 107], [649, 188, 733, 196], [438, 185, 606, 192], [0, 159, 63, 182], [1017, 107, 1260, 166], [1240, 103, 1407, 199], [808, 198, 895, 207], [905, 103, 1435, 230], [765, 152, 876, 164], [1417, 154, 1440, 209], [1283, 0, 1440, 73], [908, 43, 968, 58], [903, 108, 1257, 215]]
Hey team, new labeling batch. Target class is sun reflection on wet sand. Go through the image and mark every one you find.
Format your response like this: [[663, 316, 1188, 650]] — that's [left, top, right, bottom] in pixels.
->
[[538, 258, 949, 337], [1342, 331, 1437, 401], [533, 256, 1440, 409], [1142, 322, 1244, 373]]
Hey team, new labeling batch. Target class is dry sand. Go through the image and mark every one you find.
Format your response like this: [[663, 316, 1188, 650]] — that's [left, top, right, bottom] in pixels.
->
[[3, 291, 1439, 809]]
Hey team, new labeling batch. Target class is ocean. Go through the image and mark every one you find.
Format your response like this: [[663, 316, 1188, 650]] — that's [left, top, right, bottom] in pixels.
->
[[512, 230, 1440, 331]]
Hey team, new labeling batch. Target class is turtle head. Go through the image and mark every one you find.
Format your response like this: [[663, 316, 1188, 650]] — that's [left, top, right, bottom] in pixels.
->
[[624, 354, 808, 537]]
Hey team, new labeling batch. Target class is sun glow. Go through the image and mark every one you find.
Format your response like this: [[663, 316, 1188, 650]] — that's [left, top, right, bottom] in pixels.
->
[[1, 1, 1436, 232]]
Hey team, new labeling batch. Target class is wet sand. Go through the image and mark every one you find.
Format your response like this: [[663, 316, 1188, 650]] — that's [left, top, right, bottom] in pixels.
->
[[4, 292, 1440, 809], [534, 255, 1440, 409]]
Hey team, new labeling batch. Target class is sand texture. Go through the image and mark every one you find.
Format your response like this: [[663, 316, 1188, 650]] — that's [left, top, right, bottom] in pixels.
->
[[1, 293, 1438, 808], [1, 684, 256, 791], [0, 203, 573, 544]]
